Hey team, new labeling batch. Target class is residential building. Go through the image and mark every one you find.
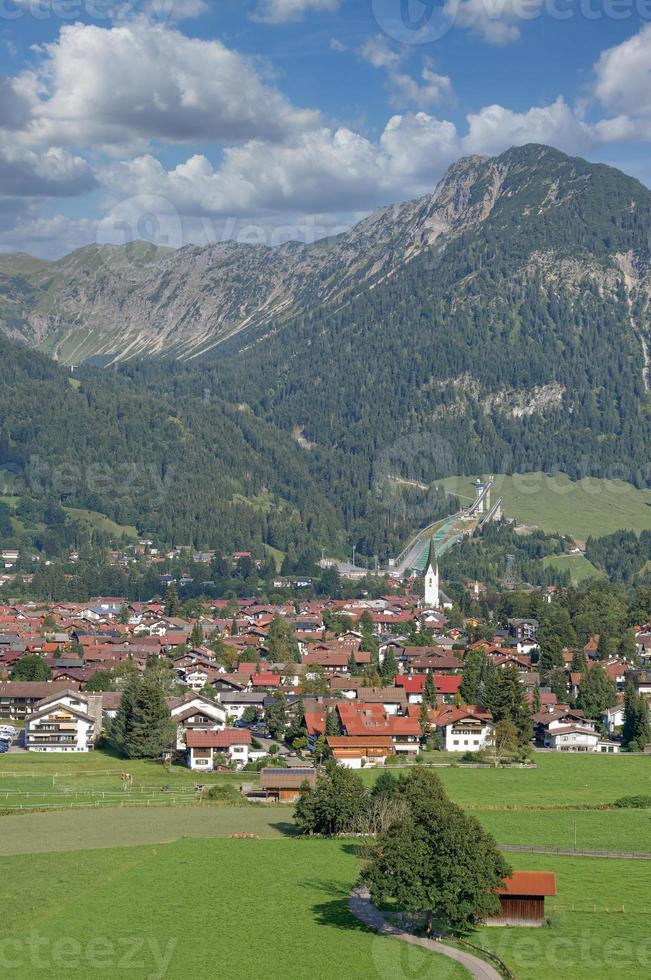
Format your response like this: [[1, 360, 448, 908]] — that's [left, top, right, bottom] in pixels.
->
[[24, 691, 102, 752], [435, 706, 494, 752], [185, 729, 252, 770]]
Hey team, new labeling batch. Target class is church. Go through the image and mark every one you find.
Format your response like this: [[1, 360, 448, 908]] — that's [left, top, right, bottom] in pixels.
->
[[422, 538, 440, 609]]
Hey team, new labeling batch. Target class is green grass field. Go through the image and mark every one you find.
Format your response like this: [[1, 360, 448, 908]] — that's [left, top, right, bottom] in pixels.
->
[[0, 805, 297, 855], [3, 750, 649, 813], [475, 852, 651, 979], [2, 751, 651, 978], [471, 807, 651, 852], [362, 754, 651, 807], [541, 553, 606, 584], [0, 751, 234, 812], [1, 835, 649, 980], [0, 838, 468, 979], [63, 507, 139, 541], [441, 472, 651, 543]]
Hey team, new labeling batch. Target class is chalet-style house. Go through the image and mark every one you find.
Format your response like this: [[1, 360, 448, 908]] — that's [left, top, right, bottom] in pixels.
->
[[185, 729, 252, 770], [395, 674, 461, 705], [24, 691, 102, 752], [218, 692, 267, 720], [546, 726, 620, 753], [0, 681, 81, 719], [434, 706, 494, 752], [326, 735, 394, 767], [170, 694, 227, 752]]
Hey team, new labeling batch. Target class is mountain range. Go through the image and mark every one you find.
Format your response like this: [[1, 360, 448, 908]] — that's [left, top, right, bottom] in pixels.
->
[[0, 144, 650, 558]]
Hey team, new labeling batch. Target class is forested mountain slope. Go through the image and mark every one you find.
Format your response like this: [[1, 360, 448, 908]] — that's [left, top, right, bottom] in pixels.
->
[[1, 144, 650, 560], [211, 145, 651, 488], [0, 337, 451, 558]]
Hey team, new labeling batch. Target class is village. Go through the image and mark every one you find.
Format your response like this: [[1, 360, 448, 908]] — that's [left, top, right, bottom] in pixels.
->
[[2, 543, 650, 966], [1, 540, 650, 775]]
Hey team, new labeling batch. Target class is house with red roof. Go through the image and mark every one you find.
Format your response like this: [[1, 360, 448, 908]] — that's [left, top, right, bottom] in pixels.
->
[[434, 706, 494, 752], [395, 674, 462, 704], [185, 728, 252, 770]]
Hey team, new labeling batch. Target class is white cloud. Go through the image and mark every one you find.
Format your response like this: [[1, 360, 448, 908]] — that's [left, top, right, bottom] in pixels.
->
[[594, 24, 651, 120], [252, 0, 340, 22], [358, 35, 402, 70], [463, 98, 594, 157], [101, 111, 465, 224], [357, 35, 454, 110], [18, 21, 319, 148], [0, 76, 30, 130], [449, 0, 543, 46], [390, 68, 455, 109], [0, 213, 97, 258], [0, 143, 97, 198], [379, 113, 461, 184]]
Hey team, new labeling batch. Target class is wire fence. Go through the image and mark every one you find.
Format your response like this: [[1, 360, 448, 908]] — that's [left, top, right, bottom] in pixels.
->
[[0, 796, 200, 812], [499, 843, 651, 860]]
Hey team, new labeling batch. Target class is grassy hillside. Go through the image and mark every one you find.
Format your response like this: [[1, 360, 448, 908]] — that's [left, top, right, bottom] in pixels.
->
[[63, 507, 139, 542], [442, 472, 651, 543], [541, 553, 606, 584]]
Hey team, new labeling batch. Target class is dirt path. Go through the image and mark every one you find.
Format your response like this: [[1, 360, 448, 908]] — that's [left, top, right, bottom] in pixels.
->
[[349, 887, 502, 980]]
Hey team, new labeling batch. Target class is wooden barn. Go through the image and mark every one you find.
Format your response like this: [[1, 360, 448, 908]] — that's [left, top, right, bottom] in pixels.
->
[[259, 768, 316, 803], [486, 871, 556, 927]]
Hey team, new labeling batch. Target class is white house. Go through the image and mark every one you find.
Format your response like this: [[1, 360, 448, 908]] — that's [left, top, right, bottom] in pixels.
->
[[24, 691, 101, 752], [601, 705, 625, 734], [217, 692, 267, 720], [436, 708, 494, 752], [170, 694, 227, 751], [546, 725, 620, 753], [184, 729, 251, 770]]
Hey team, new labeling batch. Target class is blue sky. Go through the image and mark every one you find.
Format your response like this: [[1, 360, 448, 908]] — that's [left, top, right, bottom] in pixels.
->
[[1, 0, 650, 256]]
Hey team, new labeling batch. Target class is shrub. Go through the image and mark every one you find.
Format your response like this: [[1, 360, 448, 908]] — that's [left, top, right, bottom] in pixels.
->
[[614, 795, 651, 808], [385, 754, 399, 766], [207, 784, 247, 806]]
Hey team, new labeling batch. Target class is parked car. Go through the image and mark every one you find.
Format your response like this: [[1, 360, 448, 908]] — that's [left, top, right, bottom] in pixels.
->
[[0, 742, 8, 753], [253, 726, 272, 739]]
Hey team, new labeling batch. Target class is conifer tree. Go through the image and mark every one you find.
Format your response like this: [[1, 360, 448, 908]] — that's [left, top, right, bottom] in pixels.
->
[[190, 621, 204, 647], [381, 648, 398, 685], [623, 680, 650, 750], [423, 670, 437, 708], [164, 582, 180, 618], [576, 664, 617, 719]]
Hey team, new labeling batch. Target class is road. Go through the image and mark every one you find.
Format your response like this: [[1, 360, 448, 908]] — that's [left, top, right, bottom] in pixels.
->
[[349, 888, 502, 980]]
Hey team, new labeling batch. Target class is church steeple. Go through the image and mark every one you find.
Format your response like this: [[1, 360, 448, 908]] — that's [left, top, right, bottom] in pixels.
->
[[423, 538, 439, 608], [425, 536, 436, 574]]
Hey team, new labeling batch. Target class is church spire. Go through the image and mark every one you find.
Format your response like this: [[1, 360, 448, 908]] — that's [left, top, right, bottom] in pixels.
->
[[426, 536, 436, 574], [423, 538, 439, 608]]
